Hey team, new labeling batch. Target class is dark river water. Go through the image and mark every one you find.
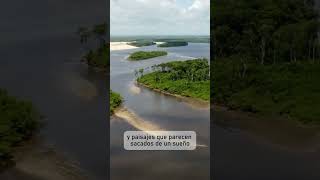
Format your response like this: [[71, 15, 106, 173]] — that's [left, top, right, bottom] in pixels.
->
[[1, 0, 319, 179], [213, 108, 320, 180], [111, 43, 320, 180], [110, 43, 211, 180], [0, 0, 108, 179]]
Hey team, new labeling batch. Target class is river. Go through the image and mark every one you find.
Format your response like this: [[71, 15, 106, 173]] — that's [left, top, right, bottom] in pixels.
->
[[213, 107, 320, 180], [110, 42, 320, 180], [110, 43, 211, 180], [0, 0, 108, 179]]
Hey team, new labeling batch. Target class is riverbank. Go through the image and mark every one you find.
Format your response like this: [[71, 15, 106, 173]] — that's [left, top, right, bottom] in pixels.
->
[[110, 90, 122, 114], [137, 81, 209, 109], [110, 42, 137, 51], [0, 89, 41, 170], [0, 137, 88, 180], [213, 104, 320, 152], [213, 59, 320, 125], [0, 89, 88, 179]]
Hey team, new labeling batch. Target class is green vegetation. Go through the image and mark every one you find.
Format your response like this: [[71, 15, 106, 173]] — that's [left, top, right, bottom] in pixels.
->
[[84, 45, 108, 69], [77, 23, 107, 48], [110, 91, 122, 114], [137, 59, 210, 101], [213, 0, 319, 64], [128, 51, 168, 61], [128, 41, 156, 47], [77, 23, 108, 69], [213, 59, 320, 124], [158, 41, 188, 47], [0, 89, 40, 169], [213, 0, 320, 124]]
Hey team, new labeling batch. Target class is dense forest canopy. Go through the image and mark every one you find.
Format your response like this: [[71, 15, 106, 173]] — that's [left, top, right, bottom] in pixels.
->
[[138, 59, 210, 101], [212, 0, 320, 124], [154, 59, 210, 82], [213, 0, 320, 64]]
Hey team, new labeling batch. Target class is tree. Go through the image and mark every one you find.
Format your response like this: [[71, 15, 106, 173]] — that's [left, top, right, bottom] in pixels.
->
[[213, 0, 320, 64], [92, 23, 107, 48], [139, 68, 144, 77]]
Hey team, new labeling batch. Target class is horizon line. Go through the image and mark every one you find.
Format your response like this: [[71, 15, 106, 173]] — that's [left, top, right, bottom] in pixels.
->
[[110, 34, 210, 37]]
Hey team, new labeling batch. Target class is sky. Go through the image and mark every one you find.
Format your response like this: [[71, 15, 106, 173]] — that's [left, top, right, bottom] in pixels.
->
[[111, 0, 210, 36]]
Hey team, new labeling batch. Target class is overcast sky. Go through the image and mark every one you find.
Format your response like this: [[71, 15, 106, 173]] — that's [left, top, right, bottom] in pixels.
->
[[111, 0, 210, 36]]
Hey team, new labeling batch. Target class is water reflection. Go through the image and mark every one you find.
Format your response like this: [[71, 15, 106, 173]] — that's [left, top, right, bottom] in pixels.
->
[[110, 43, 210, 180]]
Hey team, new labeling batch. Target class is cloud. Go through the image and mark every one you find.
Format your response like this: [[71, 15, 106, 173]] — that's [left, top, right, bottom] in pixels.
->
[[111, 0, 210, 36]]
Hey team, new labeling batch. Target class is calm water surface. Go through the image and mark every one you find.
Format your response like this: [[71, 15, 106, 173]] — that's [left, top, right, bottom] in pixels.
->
[[110, 43, 210, 180], [0, 0, 107, 179], [110, 43, 320, 180]]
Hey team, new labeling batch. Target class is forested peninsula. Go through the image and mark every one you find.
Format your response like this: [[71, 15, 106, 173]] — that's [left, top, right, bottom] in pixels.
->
[[137, 59, 210, 101], [213, 0, 320, 124]]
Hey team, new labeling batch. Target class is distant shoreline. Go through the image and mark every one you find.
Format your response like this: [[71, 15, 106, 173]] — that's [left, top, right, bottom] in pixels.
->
[[110, 42, 137, 51], [110, 36, 210, 44]]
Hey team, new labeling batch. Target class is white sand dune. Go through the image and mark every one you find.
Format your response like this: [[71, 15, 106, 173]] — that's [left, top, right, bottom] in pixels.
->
[[155, 42, 165, 45], [110, 42, 137, 51]]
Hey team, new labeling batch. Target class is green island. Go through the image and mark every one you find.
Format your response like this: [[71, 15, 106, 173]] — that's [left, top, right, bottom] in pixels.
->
[[77, 23, 108, 69], [158, 41, 188, 47], [110, 90, 122, 114], [128, 51, 168, 61], [0, 89, 40, 170], [213, 0, 320, 124], [128, 41, 156, 47], [137, 59, 210, 101]]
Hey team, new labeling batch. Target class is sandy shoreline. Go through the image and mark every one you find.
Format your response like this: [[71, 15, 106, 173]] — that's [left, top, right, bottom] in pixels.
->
[[110, 41, 165, 51], [110, 42, 137, 51], [136, 81, 210, 109]]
